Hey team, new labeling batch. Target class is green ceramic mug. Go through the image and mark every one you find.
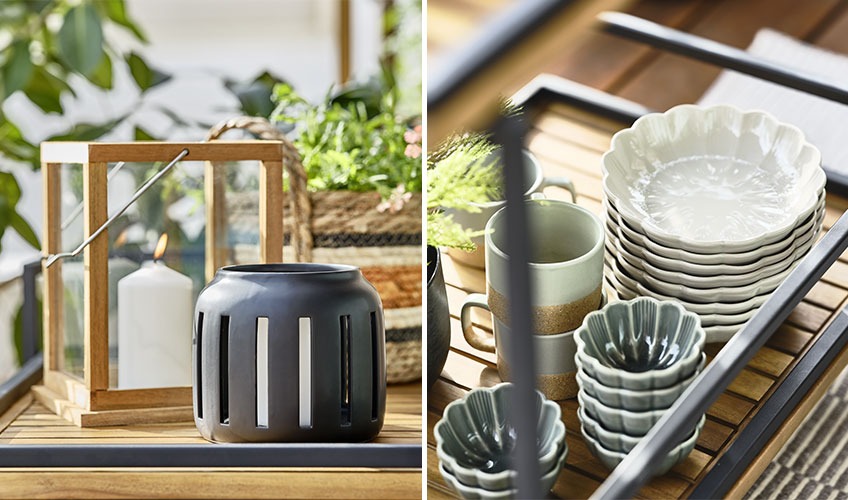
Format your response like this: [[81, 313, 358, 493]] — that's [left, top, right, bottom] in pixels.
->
[[460, 198, 604, 399]]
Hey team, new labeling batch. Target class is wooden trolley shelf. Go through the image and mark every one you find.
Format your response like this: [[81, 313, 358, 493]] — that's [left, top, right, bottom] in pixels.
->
[[426, 101, 848, 499], [0, 382, 422, 499]]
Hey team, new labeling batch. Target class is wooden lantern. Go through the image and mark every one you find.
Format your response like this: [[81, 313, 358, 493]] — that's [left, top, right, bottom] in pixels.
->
[[33, 141, 285, 427]]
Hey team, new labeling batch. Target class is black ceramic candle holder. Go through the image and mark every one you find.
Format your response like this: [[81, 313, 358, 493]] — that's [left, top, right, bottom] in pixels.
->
[[193, 263, 386, 442]]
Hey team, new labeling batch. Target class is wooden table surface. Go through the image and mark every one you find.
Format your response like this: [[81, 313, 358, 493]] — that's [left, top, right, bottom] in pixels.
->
[[426, 101, 848, 499], [0, 382, 422, 499]]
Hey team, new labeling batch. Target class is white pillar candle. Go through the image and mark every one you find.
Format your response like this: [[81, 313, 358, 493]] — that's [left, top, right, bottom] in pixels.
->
[[117, 260, 193, 389]]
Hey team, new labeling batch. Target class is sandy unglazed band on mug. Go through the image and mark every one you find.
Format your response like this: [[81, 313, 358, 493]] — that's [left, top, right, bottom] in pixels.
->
[[488, 284, 603, 334], [498, 356, 579, 401]]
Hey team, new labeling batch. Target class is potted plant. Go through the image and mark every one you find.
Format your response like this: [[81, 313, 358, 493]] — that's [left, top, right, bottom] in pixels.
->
[[426, 133, 500, 387]]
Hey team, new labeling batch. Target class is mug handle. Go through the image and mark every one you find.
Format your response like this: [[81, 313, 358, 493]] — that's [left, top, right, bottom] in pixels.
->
[[460, 293, 496, 353], [541, 176, 577, 203]]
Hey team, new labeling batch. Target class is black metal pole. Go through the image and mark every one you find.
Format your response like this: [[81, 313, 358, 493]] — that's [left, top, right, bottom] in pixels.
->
[[0, 353, 42, 415], [21, 260, 42, 362], [592, 210, 848, 499], [598, 11, 848, 105], [495, 115, 541, 498]]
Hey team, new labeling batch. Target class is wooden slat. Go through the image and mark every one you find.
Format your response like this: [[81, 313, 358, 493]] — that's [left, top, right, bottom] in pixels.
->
[[41, 163, 62, 373], [785, 301, 832, 333], [89, 387, 192, 411], [745, 347, 796, 379], [698, 418, 733, 454], [703, 344, 793, 379], [41, 141, 285, 164], [83, 162, 109, 393], [0, 469, 421, 499], [724, 366, 774, 402], [768, 325, 814, 356], [259, 160, 284, 264], [4, 384, 420, 446]]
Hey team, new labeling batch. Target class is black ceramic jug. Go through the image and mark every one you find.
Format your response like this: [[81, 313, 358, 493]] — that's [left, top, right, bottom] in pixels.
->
[[193, 263, 386, 442]]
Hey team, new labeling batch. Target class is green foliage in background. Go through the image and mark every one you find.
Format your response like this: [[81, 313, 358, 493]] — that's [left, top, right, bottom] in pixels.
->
[[426, 98, 525, 250], [426, 133, 501, 250], [0, 0, 169, 253], [271, 83, 421, 197], [269, 0, 422, 199]]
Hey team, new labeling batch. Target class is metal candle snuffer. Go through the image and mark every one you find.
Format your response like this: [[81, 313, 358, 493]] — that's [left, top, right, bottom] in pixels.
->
[[37, 141, 387, 442]]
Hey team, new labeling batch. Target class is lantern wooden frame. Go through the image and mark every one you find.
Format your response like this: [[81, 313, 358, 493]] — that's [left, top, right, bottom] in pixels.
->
[[32, 141, 285, 427]]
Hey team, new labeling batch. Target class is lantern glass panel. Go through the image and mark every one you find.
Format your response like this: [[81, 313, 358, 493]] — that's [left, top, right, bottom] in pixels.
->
[[104, 160, 204, 388], [57, 166, 84, 379], [220, 161, 262, 266]]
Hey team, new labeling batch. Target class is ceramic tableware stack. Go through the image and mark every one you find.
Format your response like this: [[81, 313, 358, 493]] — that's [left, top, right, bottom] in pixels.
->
[[435, 383, 567, 499], [574, 298, 706, 475], [602, 105, 826, 343]]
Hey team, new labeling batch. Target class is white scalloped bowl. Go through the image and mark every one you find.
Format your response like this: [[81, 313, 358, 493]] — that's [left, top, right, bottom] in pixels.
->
[[602, 260, 758, 328], [574, 297, 705, 390], [604, 254, 769, 315], [605, 215, 818, 289], [605, 193, 824, 269], [604, 275, 746, 343], [434, 383, 566, 491], [602, 105, 825, 253], [606, 208, 821, 280], [614, 248, 806, 304]]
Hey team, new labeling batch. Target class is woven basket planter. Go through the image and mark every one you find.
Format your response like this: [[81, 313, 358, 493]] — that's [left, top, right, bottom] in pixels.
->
[[206, 117, 422, 384]]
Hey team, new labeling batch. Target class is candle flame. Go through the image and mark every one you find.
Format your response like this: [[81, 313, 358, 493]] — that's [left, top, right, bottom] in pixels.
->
[[153, 234, 168, 261]]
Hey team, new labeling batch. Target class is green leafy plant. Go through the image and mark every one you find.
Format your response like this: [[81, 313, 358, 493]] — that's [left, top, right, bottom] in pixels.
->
[[270, 83, 421, 198], [426, 133, 501, 251], [0, 0, 171, 250]]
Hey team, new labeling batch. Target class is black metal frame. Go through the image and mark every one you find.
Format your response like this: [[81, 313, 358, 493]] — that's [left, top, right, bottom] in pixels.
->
[[0, 443, 421, 469], [429, 6, 848, 500]]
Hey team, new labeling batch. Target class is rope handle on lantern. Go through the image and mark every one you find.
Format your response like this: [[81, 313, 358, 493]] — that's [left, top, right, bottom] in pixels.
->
[[44, 148, 190, 268], [205, 117, 313, 262]]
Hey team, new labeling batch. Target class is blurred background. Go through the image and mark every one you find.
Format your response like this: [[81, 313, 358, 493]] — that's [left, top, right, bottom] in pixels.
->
[[0, 0, 422, 383]]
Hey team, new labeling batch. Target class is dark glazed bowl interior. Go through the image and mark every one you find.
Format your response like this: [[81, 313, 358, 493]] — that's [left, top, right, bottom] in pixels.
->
[[581, 299, 701, 372], [437, 384, 563, 474]]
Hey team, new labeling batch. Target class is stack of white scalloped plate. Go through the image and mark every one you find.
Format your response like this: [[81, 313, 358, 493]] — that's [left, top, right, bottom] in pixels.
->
[[602, 105, 827, 342]]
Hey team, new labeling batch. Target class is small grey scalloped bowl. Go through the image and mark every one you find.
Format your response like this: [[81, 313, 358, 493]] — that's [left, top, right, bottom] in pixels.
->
[[578, 389, 670, 436], [438, 443, 568, 500], [581, 413, 701, 475], [435, 383, 566, 491], [578, 404, 705, 453], [575, 353, 706, 411], [574, 297, 706, 390]]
